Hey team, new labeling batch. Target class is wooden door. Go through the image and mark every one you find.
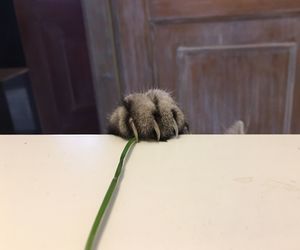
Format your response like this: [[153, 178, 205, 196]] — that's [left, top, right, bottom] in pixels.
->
[[13, 0, 99, 133], [106, 0, 300, 134]]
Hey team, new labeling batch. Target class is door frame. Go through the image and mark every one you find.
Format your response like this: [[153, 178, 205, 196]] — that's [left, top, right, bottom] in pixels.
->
[[81, 0, 121, 132]]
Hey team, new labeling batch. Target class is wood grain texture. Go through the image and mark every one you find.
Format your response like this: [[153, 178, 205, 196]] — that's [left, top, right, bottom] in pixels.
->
[[111, 0, 154, 93], [150, 16, 300, 133], [149, 0, 300, 23], [81, 0, 122, 132], [177, 43, 296, 133]]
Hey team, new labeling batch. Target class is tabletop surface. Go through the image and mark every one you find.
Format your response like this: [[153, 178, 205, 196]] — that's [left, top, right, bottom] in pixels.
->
[[1, 135, 300, 250]]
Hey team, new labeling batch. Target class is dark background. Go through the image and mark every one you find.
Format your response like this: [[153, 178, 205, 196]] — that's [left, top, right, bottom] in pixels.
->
[[0, 0, 25, 68], [1, 0, 99, 134]]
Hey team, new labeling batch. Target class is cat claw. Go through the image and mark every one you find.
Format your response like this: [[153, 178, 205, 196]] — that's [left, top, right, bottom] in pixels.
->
[[173, 118, 179, 138], [153, 120, 161, 141], [129, 117, 139, 142]]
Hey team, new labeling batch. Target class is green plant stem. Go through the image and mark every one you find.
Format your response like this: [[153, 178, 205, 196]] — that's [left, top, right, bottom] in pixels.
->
[[85, 138, 136, 250]]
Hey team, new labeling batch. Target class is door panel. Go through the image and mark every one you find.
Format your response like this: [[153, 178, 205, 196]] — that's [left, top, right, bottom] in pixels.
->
[[111, 0, 300, 133], [152, 17, 300, 133], [177, 43, 295, 133]]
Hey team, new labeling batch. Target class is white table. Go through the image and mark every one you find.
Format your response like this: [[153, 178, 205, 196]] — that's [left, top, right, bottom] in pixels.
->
[[1, 135, 300, 250]]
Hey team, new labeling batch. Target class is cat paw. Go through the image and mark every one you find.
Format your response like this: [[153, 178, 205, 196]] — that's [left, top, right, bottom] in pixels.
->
[[108, 89, 188, 141]]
